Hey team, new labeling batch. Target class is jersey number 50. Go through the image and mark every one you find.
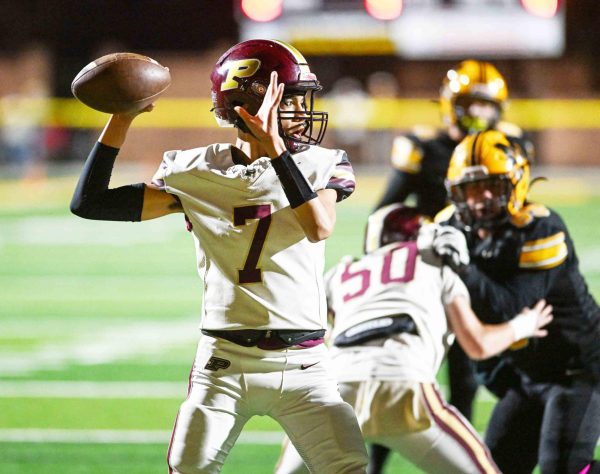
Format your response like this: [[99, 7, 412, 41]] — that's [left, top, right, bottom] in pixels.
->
[[341, 243, 417, 302]]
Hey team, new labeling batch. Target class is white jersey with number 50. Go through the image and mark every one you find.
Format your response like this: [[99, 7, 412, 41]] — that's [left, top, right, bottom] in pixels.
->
[[153, 143, 355, 331], [326, 240, 469, 381]]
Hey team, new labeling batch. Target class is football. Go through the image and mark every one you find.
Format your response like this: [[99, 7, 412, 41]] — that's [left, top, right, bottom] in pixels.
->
[[71, 52, 171, 114]]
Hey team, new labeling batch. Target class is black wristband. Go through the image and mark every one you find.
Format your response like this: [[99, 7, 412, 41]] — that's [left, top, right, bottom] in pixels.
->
[[70, 142, 145, 222], [271, 151, 317, 209]]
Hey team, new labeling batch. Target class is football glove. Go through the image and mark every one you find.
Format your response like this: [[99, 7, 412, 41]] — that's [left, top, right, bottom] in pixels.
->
[[432, 226, 470, 271]]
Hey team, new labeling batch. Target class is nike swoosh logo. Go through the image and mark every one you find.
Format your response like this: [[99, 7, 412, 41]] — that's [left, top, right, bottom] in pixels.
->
[[300, 362, 319, 370]]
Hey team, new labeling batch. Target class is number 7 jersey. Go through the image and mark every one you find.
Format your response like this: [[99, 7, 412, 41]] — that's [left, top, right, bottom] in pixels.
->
[[153, 143, 355, 331]]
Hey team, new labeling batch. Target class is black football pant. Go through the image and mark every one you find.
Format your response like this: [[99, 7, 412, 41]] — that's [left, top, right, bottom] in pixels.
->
[[447, 342, 479, 421], [485, 375, 600, 474]]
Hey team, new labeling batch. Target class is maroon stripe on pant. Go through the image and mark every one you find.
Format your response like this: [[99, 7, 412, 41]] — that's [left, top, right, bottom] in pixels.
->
[[420, 383, 500, 474], [167, 361, 196, 474]]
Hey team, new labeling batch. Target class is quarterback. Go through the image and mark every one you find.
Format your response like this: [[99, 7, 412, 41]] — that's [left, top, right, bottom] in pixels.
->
[[71, 39, 367, 473]]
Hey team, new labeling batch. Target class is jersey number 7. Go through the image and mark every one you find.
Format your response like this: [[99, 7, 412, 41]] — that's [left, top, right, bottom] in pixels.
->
[[234, 205, 272, 284]]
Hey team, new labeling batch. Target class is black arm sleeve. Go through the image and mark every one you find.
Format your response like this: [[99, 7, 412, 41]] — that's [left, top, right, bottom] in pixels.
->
[[374, 169, 418, 211], [70, 142, 145, 222], [270, 151, 318, 208]]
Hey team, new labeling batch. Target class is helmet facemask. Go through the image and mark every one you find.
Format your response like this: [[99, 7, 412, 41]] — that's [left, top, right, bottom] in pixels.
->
[[450, 173, 512, 231], [278, 85, 328, 152], [453, 95, 502, 134]]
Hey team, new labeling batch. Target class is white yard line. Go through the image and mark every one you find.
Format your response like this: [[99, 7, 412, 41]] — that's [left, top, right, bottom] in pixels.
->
[[0, 319, 198, 376], [0, 428, 596, 447], [0, 429, 284, 445], [0, 214, 186, 246], [0, 381, 186, 398], [0, 380, 497, 402]]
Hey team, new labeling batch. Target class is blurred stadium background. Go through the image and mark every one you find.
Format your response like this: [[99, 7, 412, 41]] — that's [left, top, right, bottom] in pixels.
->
[[0, 1, 599, 472]]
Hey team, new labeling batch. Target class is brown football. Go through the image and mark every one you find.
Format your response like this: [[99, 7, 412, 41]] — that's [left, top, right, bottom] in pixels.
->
[[71, 52, 171, 114]]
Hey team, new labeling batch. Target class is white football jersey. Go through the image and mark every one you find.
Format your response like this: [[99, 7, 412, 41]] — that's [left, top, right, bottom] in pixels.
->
[[326, 238, 469, 381], [153, 143, 354, 331]]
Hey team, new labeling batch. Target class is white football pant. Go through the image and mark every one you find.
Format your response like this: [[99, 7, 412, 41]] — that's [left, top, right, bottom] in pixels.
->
[[168, 335, 368, 474], [275, 381, 499, 474]]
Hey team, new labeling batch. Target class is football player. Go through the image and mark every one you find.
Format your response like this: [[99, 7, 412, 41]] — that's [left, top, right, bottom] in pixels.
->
[[437, 130, 600, 473], [370, 60, 532, 473], [275, 203, 552, 474], [70, 39, 368, 473], [377, 60, 531, 217]]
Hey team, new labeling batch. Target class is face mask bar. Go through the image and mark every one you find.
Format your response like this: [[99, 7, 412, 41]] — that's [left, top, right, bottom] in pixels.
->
[[451, 176, 512, 231], [453, 96, 501, 134], [278, 89, 328, 148]]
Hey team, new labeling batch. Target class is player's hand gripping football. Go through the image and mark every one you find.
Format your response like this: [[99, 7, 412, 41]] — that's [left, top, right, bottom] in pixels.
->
[[432, 225, 470, 271], [509, 299, 554, 341], [235, 71, 287, 158], [113, 103, 155, 122]]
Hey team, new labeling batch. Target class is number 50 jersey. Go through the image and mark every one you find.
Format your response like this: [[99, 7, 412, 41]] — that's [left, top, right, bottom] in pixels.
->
[[153, 143, 355, 331], [326, 240, 469, 381]]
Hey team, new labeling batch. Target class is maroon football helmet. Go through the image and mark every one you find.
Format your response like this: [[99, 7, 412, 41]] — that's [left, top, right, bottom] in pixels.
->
[[364, 204, 422, 253], [210, 39, 328, 151]]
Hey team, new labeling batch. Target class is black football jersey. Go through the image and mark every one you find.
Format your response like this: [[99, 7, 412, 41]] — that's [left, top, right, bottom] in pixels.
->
[[376, 129, 455, 217], [448, 204, 600, 382]]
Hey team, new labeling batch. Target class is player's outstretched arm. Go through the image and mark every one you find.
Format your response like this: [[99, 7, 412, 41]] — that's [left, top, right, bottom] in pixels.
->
[[70, 106, 181, 222], [446, 296, 553, 360]]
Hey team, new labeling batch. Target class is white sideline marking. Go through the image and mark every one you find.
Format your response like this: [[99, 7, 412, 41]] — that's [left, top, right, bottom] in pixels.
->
[[0, 380, 497, 402], [0, 381, 186, 398], [0, 214, 186, 246], [0, 428, 595, 448], [0, 319, 198, 376], [0, 429, 284, 445]]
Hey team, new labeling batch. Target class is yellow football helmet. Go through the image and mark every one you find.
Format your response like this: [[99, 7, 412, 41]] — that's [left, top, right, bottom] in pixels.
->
[[446, 130, 530, 229], [440, 60, 508, 134]]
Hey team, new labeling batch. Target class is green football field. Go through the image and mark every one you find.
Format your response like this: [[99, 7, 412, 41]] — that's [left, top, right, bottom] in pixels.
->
[[0, 171, 599, 473]]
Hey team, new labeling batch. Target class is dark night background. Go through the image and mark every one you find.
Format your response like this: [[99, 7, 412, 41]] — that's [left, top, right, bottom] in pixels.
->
[[1, 0, 599, 98]]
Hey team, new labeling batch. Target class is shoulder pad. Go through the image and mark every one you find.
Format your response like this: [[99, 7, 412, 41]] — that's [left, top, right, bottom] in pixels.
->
[[510, 203, 550, 228], [434, 204, 456, 224], [390, 136, 423, 174], [152, 149, 182, 186]]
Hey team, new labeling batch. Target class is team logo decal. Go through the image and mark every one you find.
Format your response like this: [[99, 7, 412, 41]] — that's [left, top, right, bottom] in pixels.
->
[[221, 59, 261, 91], [204, 356, 231, 371]]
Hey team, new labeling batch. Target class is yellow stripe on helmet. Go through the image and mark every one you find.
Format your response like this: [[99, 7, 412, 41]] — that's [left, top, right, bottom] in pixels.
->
[[271, 39, 308, 64]]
